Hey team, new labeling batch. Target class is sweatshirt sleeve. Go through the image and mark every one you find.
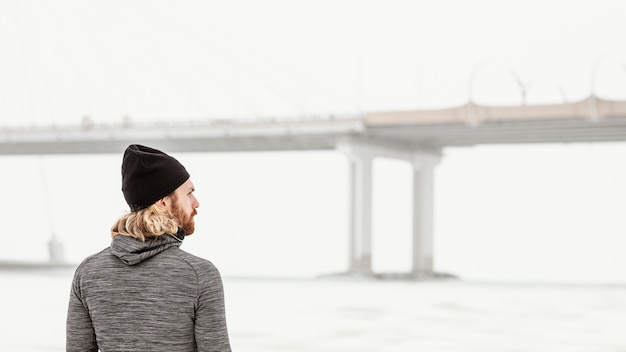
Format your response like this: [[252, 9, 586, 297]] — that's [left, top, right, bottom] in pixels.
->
[[195, 262, 231, 352], [66, 265, 98, 352]]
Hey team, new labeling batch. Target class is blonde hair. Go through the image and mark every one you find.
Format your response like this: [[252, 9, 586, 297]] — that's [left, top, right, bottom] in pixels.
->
[[111, 203, 179, 242]]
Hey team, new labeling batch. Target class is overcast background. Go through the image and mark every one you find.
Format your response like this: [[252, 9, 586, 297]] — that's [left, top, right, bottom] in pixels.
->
[[1, 0, 626, 283]]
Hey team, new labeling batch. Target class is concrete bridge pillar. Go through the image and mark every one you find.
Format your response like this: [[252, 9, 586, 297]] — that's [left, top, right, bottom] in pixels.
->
[[339, 141, 441, 277], [411, 153, 440, 277], [340, 143, 374, 275]]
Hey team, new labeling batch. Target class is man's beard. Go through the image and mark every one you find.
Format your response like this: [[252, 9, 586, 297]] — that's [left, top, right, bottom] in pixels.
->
[[171, 201, 197, 235]]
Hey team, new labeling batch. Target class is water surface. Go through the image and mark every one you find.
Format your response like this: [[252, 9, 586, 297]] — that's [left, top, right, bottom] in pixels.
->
[[1, 270, 624, 351]]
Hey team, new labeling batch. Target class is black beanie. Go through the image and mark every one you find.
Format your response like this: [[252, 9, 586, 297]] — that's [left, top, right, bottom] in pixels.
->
[[121, 144, 190, 211]]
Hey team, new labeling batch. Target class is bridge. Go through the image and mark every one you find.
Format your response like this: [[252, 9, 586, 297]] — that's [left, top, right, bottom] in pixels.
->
[[3, 96, 626, 277]]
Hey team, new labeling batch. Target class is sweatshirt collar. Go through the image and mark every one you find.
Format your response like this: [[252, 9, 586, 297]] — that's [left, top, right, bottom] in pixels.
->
[[110, 231, 184, 266]]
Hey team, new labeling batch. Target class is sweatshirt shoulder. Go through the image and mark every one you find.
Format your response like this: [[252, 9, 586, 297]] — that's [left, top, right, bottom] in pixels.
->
[[173, 249, 223, 277], [74, 247, 111, 273]]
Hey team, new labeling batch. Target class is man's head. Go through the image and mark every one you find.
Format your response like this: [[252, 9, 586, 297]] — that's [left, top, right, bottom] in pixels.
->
[[117, 144, 199, 237], [121, 144, 190, 211]]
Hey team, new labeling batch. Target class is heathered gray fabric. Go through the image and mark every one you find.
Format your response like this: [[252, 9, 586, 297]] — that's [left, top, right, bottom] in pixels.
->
[[66, 234, 231, 352]]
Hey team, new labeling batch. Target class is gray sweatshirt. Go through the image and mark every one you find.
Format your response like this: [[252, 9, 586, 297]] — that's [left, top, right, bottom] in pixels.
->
[[66, 233, 231, 352]]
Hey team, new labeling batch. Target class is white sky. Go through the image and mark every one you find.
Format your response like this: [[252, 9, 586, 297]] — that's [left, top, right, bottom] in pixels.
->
[[2, 0, 626, 124], [1, 0, 626, 283]]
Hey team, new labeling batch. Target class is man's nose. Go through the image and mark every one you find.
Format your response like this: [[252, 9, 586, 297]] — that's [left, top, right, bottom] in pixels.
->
[[193, 195, 200, 209]]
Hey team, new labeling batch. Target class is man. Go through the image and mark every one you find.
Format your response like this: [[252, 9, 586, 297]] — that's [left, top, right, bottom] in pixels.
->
[[66, 144, 231, 352]]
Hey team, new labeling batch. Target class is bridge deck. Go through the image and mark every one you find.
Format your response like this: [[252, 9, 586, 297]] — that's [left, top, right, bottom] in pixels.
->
[[1, 96, 625, 154]]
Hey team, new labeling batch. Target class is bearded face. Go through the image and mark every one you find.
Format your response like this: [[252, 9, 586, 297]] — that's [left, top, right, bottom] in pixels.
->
[[163, 179, 199, 236], [170, 193, 198, 235]]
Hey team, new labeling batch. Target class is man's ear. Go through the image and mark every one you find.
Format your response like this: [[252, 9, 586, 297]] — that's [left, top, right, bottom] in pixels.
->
[[156, 197, 169, 209]]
